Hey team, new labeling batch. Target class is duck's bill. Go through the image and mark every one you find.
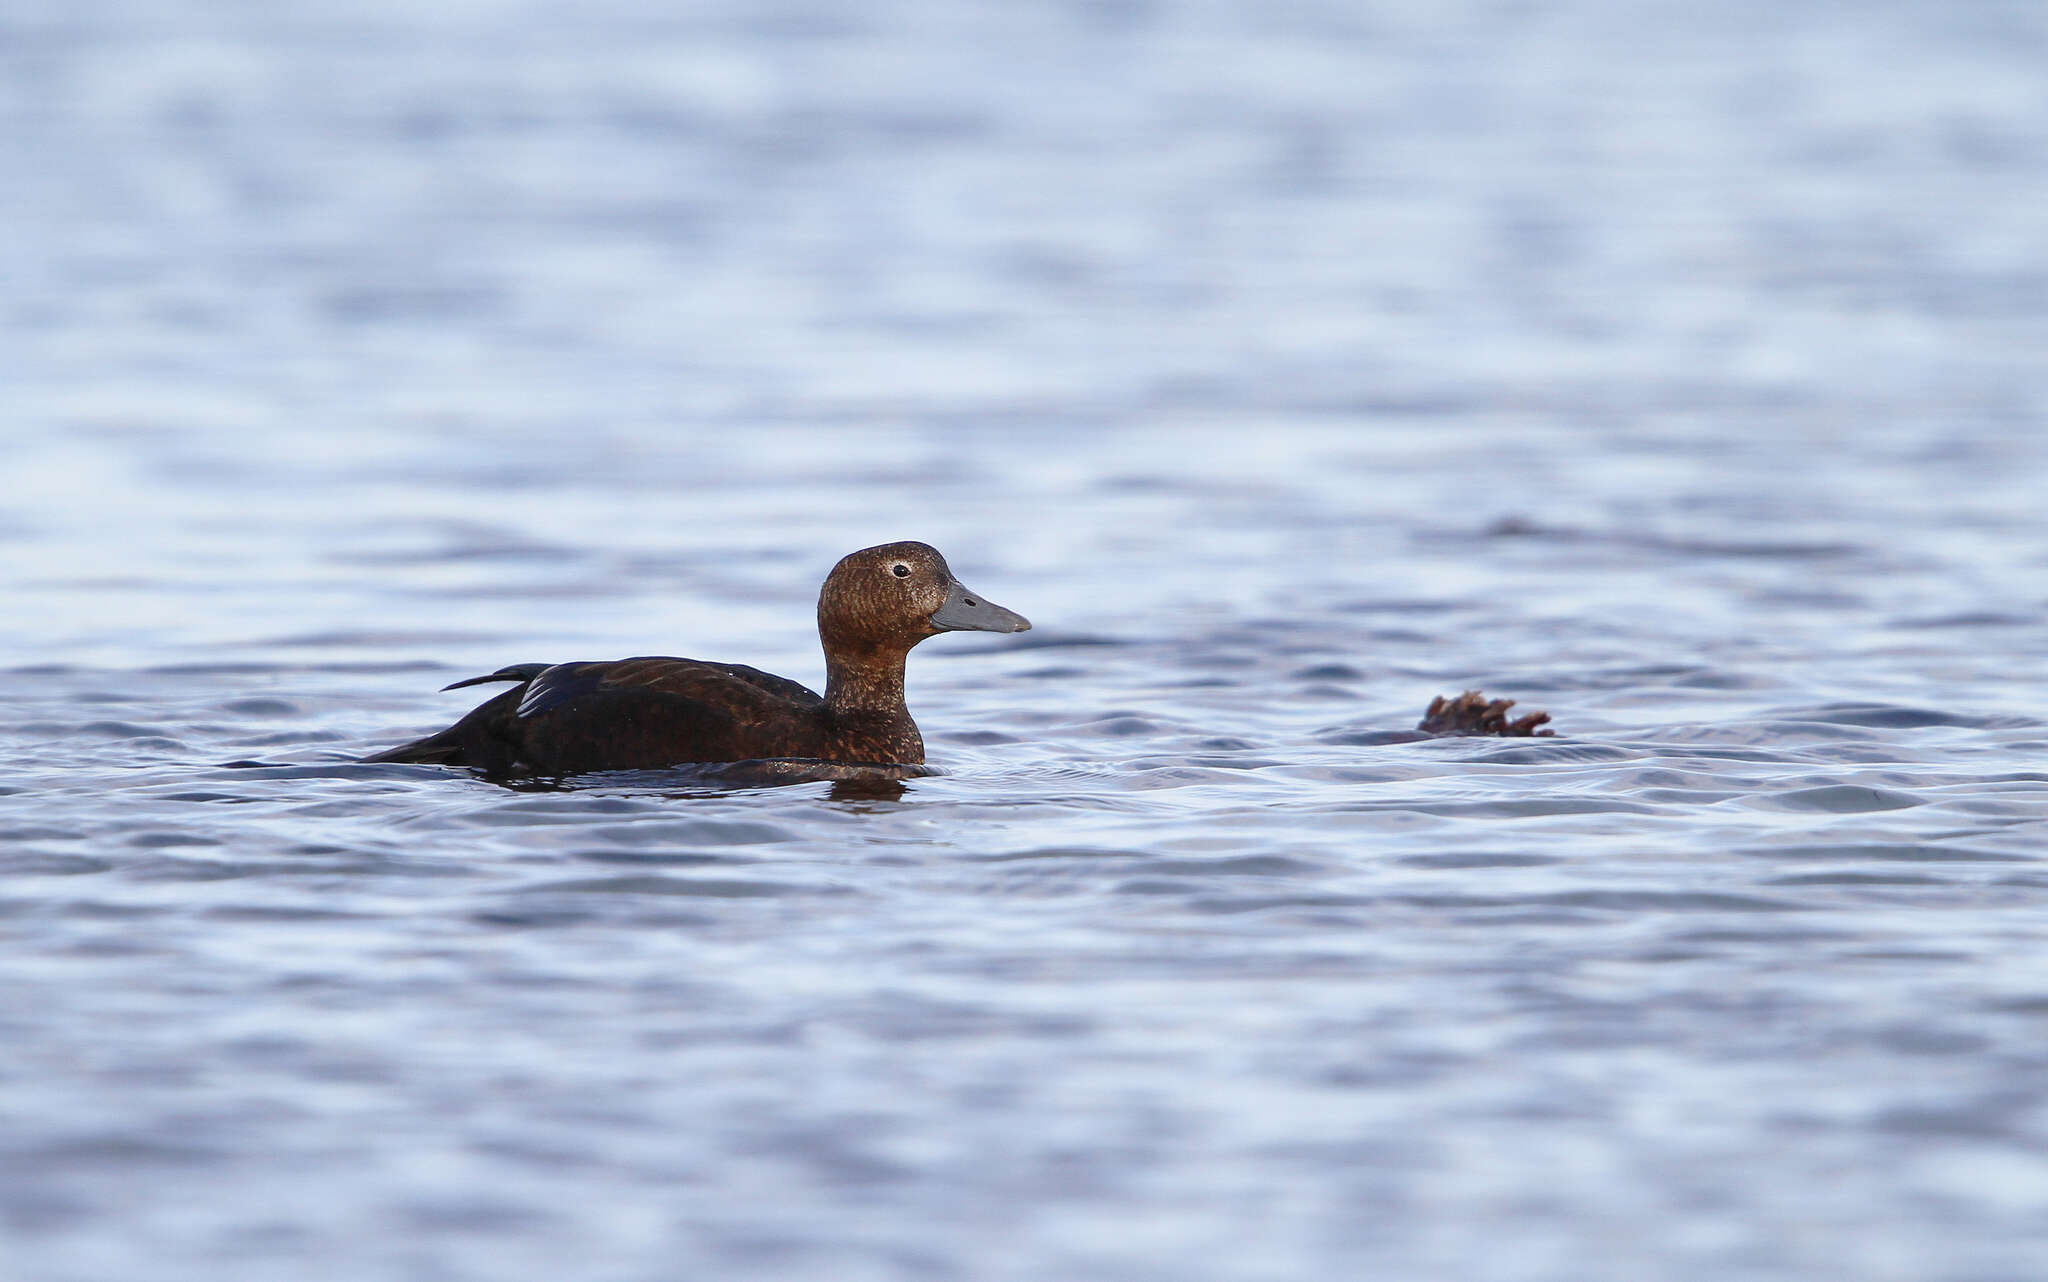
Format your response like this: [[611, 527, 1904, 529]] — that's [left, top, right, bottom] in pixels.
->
[[930, 580, 1031, 633]]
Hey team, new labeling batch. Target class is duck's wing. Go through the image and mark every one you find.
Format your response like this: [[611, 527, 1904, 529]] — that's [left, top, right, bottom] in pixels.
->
[[363, 657, 826, 774], [514, 656, 822, 719]]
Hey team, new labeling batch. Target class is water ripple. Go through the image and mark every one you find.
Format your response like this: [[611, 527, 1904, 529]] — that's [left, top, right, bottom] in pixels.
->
[[5, 1, 2048, 1276]]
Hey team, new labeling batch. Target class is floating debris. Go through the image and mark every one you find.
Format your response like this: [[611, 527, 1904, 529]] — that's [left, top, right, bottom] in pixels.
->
[[1417, 690, 1554, 737]]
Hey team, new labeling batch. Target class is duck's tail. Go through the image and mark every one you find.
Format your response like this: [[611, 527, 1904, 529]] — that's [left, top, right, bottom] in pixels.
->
[[359, 665, 548, 765], [359, 726, 473, 765]]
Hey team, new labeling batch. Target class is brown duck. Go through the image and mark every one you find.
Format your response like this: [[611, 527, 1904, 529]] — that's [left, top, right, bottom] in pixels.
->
[[362, 541, 1030, 776]]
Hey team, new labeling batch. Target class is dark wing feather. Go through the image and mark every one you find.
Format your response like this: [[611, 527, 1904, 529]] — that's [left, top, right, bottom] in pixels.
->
[[367, 657, 832, 774], [365, 656, 831, 775], [515, 657, 822, 719], [443, 663, 553, 692], [508, 658, 828, 773]]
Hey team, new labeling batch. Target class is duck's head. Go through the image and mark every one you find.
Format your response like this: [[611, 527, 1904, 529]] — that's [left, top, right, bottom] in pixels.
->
[[818, 541, 1031, 656]]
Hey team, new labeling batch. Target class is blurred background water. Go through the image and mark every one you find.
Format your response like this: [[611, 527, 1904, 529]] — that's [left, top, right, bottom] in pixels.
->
[[4, 1, 2048, 1280]]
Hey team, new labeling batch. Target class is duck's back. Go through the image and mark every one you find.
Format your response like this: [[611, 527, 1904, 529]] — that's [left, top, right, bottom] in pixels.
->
[[364, 656, 834, 776]]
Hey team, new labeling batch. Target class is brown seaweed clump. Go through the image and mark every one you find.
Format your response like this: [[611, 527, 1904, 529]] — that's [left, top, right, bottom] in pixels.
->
[[1417, 690, 1554, 737]]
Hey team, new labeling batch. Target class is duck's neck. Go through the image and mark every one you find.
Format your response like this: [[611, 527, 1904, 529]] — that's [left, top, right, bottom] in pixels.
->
[[823, 647, 922, 762], [826, 641, 910, 709]]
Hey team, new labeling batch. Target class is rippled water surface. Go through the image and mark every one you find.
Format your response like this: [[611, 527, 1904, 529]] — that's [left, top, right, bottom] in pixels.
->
[[6, 1, 2048, 1279]]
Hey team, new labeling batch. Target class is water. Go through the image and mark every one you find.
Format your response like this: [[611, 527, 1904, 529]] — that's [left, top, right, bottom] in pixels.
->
[[5, 2, 2048, 1279]]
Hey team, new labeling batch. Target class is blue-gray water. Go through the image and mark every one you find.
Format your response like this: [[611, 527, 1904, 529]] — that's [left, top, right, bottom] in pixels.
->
[[6, 2, 2048, 1280]]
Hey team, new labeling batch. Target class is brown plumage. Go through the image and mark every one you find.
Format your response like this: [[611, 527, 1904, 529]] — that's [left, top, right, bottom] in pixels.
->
[[361, 542, 1030, 777], [1416, 690, 1554, 737]]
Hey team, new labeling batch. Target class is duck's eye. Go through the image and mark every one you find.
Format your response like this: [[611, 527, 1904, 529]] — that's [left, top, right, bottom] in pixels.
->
[[890, 563, 911, 578]]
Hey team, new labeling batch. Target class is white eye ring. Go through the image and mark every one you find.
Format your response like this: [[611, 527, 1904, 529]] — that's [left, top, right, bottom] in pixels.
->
[[890, 563, 911, 578]]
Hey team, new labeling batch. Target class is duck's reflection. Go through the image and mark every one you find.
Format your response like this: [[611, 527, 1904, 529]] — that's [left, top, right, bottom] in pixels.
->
[[485, 758, 923, 803]]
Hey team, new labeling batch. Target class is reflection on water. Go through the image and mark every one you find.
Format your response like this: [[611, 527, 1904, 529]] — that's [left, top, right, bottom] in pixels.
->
[[6, 0, 2048, 1279], [485, 760, 923, 803]]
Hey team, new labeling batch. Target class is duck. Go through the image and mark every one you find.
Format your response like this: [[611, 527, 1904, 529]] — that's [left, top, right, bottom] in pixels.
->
[[361, 541, 1030, 776]]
